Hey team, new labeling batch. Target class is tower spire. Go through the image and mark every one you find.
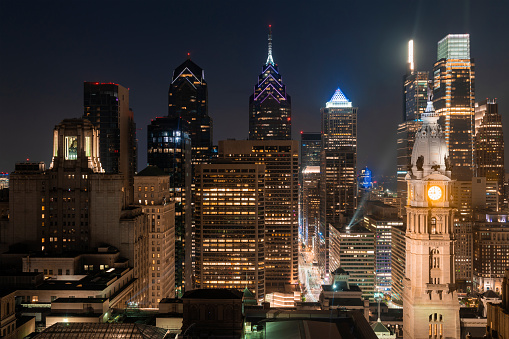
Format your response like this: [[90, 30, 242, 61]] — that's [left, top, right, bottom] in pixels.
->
[[266, 25, 274, 66]]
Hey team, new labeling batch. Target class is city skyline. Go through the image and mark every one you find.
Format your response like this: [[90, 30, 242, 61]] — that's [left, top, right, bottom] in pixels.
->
[[1, 1, 509, 178]]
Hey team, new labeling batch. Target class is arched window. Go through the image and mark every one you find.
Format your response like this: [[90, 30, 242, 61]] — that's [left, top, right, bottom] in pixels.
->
[[431, 217, 437, 234], [428, 313, 443, 339]]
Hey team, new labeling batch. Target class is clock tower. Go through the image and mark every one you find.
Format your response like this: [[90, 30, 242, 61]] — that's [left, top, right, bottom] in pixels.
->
[[402, 83, 460, 338]]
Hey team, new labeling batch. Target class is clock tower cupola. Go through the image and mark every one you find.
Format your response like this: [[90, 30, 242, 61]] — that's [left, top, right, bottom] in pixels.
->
[[402, 82, 460, 339]]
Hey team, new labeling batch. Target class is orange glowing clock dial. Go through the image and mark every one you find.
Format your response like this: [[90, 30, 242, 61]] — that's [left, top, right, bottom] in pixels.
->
[[427, 186, 442, 201]]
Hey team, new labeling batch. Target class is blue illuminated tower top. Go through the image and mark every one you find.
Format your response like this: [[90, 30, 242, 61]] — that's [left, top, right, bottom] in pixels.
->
[[249, 26, 291, 140]]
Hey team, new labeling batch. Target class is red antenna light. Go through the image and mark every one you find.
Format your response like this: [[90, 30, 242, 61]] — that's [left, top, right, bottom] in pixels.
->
[[26, 158, 29, 161]]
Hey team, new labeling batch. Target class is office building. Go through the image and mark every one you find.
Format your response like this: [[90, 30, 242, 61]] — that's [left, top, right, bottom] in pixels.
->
[[168, 56, 214, 163], [475, 99, 505, 207], [4, 119, 149, 306], [249, 26, 291, 140], [328, 224, 375, 300], [299, 133, 321, 249], [363, 201, 403, 294], [397, 40, 429, 216], [390, 224, 406, 304], [147, 116, 192, 295], [473, 211, 509, 293], [134, 166, 176, 307], [218, 140, 298, 293], [319, 88, 357, 280], [403, 90, 460, 338], [433, 34, 475, 180], [194, 163, 265, 298], [83, 82, 137, 203]]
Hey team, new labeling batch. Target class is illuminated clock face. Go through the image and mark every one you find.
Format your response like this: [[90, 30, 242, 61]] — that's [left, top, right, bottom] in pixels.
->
[[428, 186, 442, 201]]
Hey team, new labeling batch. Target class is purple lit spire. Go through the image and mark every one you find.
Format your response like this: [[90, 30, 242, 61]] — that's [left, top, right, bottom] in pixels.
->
[[266, 25, 274, 66]]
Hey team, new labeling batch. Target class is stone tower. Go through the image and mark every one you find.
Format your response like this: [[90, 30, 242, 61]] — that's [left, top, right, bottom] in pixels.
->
[[402, 84, 460, 338]]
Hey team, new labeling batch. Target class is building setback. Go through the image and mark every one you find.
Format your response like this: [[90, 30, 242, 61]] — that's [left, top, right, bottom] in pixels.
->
[[218, 140, 298, 293], [249, 26, 291, 141], [4, 119, 149, 306], [194, 163, 265, 299]]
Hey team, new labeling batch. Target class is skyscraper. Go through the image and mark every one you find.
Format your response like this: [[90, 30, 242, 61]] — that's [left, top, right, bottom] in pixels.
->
[[168, 56, 214, 163], [319, 88, 357, 280], [83, 82, 137, 203], [147, 116, 192, 295], [299, 133, 321, 249], [475, 99, 505, 207], [218, 140, 299, 293], [433, 34, 475, 181], [249, 26, 291, 140], [397, 40, 429, 216], [403, 91, 460, 338], [194, 163, 265, 298]]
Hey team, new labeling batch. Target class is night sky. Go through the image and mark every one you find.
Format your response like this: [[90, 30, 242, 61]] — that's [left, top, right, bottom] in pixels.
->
[[1, 1, 509, 179]]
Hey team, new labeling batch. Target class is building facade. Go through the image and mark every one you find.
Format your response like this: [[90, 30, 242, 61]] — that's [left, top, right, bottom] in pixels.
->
[[5, 119, 149, 306], [299, 133, 321, 249], [249, 27, 291, 140], [147, 116, 192, 295], [329, 224, 375, 300], [134, 166, 175, 307], [475, 99, 505, 207], [194, 163, 265, 298], [473, 211, 509, 293], [403, 92, 460, 338], [218, 140, 298, 293], [363, 202, 403, 294], [433, 34, 475, 181], [319, 88, 357, 280], [391, 224, 406, 304]]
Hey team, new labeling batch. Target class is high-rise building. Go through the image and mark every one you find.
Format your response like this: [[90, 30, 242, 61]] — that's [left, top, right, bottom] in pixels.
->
[[433, 34, 475, 181], [473, 211, 509, 293], [475, 99, 505, 207], [299, 133, 321, 249], [319, 88, 357, 280], [134, 166, 175, 307], [168, 56, 214, 163], [329, 224, 375, 300], [83, 82, 137, 203], [194, 163, 265, 299], [397, 40, 429, 216], [363, 201, 403, 294], [403, 92, 460, 338], [5, 119, 149, 306], [147, 116, 192, 295], [390, 224, 406, 304], [218, 140, 298, 293], [249, 26, 291, 140]]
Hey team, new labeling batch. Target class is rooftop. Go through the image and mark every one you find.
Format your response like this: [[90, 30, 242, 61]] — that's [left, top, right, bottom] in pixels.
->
[[182, 288, 243, 300]]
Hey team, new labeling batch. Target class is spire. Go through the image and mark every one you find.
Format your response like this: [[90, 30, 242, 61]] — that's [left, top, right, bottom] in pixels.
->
[[266, 25, 275, 66]]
